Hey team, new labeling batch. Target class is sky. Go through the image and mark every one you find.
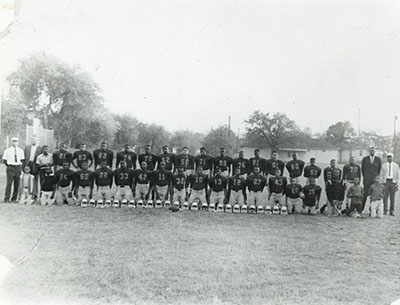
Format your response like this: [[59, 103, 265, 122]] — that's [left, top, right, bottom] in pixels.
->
[[1, 0, 400, 136]]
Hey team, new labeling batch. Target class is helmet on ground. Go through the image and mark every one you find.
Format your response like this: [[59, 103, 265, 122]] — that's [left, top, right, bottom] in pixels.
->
[[191, 201, 199, 211], [240, 204, 248, 213], [273, 205, 280, 215], [217, 204, 224, 212], [225, 204, 232, 212], [137, 199, 144, 207], [257, 205, 264, 214], [182, 201, 189, 210], [105, 200, 111, 207], [97, 199, 104, 208], [81, 198, 88, 207], [128, 200, 136, 207], [201, 202, 208, 211], [164, 200, 171, 208], [146, 200, 154, 208], [249, 205, 256, 213], [209, 203, 216, 211], [281, 206, 288, 215], [155, 200, 162, 208], [173, 201, 180, 207], [113, 199, 120, 207], [233, 204, 240, 213], [265, 205, 272, 214], [89, 199, 96, 207]]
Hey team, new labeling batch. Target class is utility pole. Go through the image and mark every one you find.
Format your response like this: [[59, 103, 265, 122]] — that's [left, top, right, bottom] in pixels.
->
[[394, 112, 397, 155], [236, 128, 240, 154], [358, 108, 361, 136]]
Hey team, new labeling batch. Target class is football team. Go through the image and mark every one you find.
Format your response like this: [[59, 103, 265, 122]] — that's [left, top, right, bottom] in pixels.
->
[[13, 142, 394, 218]]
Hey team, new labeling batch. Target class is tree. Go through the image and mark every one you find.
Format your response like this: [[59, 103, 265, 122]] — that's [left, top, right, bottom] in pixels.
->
[[244, 111, 300, 150], [324, 121, 356, 148], [1, 90, 27, 136], [137, 123, 170, 153], [202, 125, 236, 156], [169, 130, 205, 153], [114, 114, 140, 148], [6, 53, 105, 146]]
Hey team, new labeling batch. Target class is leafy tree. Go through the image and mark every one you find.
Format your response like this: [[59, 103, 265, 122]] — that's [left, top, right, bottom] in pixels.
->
[[1, 90, 27, 136], [114, 114, 140, 148], [202, 125, 236, 156], [6, 53, 104, 146], [324, 121, 356, 148], [137, 123, 170, 153], [169, 130, 205, 153], [244, 111, 300, 150]]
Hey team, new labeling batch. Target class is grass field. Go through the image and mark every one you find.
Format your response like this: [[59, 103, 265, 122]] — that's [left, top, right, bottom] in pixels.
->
[[0, 166, 399, 305]]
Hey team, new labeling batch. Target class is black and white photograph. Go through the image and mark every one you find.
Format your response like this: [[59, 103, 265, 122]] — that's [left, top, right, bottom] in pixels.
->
[[0, 1, 399, 304]]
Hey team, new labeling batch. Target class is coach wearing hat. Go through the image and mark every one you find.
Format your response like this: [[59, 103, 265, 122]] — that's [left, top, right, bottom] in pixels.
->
[[2, 137, 25, 202], [380, 153, 399, 216], [361, 146, 382, 211]]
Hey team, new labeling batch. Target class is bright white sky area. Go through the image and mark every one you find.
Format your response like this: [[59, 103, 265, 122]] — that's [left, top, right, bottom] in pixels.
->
[[1, 0, 400, 135]]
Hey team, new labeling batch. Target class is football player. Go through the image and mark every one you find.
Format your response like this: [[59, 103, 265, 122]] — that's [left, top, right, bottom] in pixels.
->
[[152, 161, 173, 202], [346, 177, 363, 217], [158, 145, 175, 172], [93, 142, 113, 170], [302, 177, 322, 215], [228, 167, 247, 207], [268, 168, 287, 207], [265, 151, 285, 177], [303, 157, 322, 180], [94, 161, 114, 201], [175, 147, 195, 176], [325, 170, 346, 216], [285, 152, 305, 178], [138, 145, 158, 171], [73, 160, 94, 205], [133, 161, 152, 200], [323, 159, 342, 186], [54, 161, 75, 205], [172, 166, 186, 206], [246, 166, 267, 208], [208, 167, 228, 208], [285, 177, 303, 214], [39, 166, 56, 206], [213, 148, 233, 177], [186, 166, 208, 207], [233, 150, 250, 179], [72, 144, 93, 170], [194, 147, 214, 176], [116, 144, 137, 169], [113, 160, 134, 201], [249, 149, 265, 175], [53, 143, 73, 172], [342, 156, 361, 205]]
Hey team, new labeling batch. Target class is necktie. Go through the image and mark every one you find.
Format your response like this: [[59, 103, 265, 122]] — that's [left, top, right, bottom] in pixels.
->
[[389, 162, 391, 177], [370, 156, 373, 164], [14, 147, 17, 163]]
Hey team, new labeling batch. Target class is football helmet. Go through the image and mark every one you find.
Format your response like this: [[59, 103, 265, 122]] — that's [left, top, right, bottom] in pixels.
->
[[113, 199, 120, 208], [96, 199, 104, 208], [225, 204, 232, 212], [216, 204, 224, 212], [182, 201, 189, 210], [191, 201, 199, 211], [89, 199, 96, 207], [257, 205, 264, 214], [121, 199, 128, 207], [146, 200, 154, 208], [233, 204, 240, 213], [273, 205, 280, 215], [173, 201, 180, 207], [128, 200, 136, 208], [240, 204, 248, 213], [105, 200, 111, 208], [201, 202, 208, 211], [81, 198, 88, 208], [137, 199, 144, 208], [164, 200, 171, 208], [155, 199, 162, 208], [265, 205, 272, 214], [249, 205, 256, 213], [209, 203, 216, 211], [281, 206, 288, 215]]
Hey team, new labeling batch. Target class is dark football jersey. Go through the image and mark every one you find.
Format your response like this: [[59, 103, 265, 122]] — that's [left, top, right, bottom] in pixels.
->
[[93, 148, 113, 168], [324, 167, 342, 182], [41, 173, 57, 192], [158, 153, 175, 171], [194, 154, 214, 170], [172, 173, 186, 191], [249, 157, 265, 174], [285, 183, 303, 199], [186, 174, 208, 191], [326, 180, 346, 202], [214, 156, 233, 172], [113, 168, 134, 187], [246, 174, 267, 192], [94, 168, 114, 187], [175, 154, 195, 170], [116, 151, 137, 169], [53, 149, 73, 166], [228, 176, 246, 192], [233, 158, 250, 175], [152, 169, 173, 187], [134, 169, 152, 185], [303, 185, 322, 206], [343, 164, 361, 181], [268, 176, 287, 194], [265, 159, 285, 175], [73, 150, 93, 169], [304, 165, 322, 179], [285, 160, 305, 178], [138, 153, 158, 171], [55, 168, 75, 188], [209, 175, 228, 192], [74, 169, 95, 188]]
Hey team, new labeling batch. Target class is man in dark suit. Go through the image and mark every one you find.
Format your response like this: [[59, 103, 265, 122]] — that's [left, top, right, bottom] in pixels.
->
[[24, 136, 42, 199], [361, 146, 382, 210]]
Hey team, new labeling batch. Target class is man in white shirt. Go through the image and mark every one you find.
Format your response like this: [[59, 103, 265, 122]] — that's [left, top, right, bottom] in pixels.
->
[[3, 137, 25, 202], [380, 153, 399, 216]]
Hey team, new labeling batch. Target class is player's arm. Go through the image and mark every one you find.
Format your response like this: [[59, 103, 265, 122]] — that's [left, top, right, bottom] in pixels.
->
[[207, 178, 213, 198], [109, 169, 114, 189], [88, 153, 94, 168], [268, 178, 273, 195], [285, 162, 290, 174], [89, 172, 95, 198], [50, 178, 57, 199], [282, 178, 287, 194], [72, 152, 79, 169], [316, 187, 321, 208], [223, 178, 228, 203], [109, 151, 114, 168]]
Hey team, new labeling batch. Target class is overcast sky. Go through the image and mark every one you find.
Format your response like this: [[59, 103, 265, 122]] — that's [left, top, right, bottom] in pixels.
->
[[1, 0, 400, 136]]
